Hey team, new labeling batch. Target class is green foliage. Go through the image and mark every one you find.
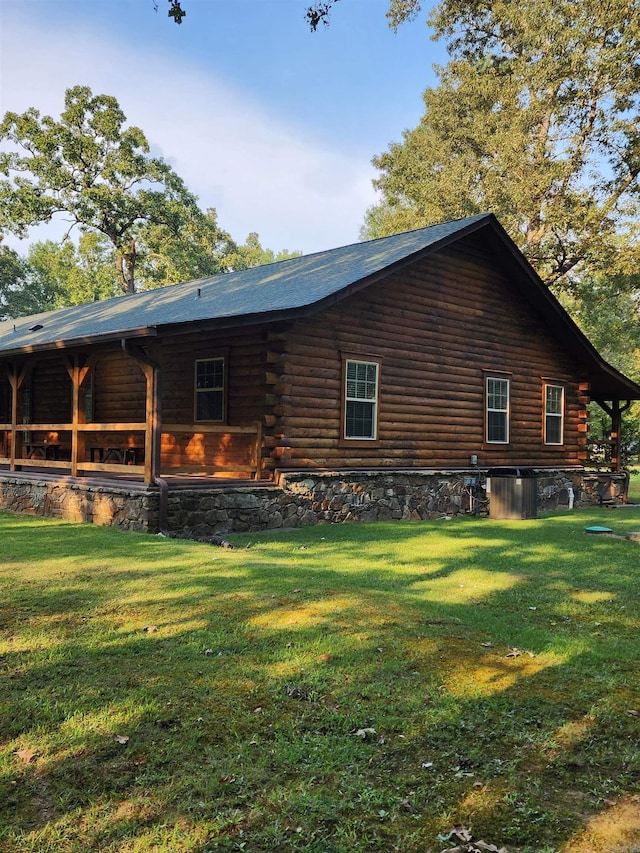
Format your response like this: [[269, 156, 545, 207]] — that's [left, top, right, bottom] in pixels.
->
[[558, 275, 640, 466], [1, 511, 640, 851], [305, 0, 341, 30], [226, 231, 302, 271], [152, 0, 187, 25], [167, 0, 186, 24], [0, 244, 52, 320], [559, 274, 640, 381], [306, 0, 422, 30], [0, 86, 232, 293], [134, 207, 236, 289], [26, 233, 120, 307], [366, 0, 640, 288]]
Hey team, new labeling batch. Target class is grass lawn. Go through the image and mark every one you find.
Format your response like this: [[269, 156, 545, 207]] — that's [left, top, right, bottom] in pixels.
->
[[1, 507, 639, 853]]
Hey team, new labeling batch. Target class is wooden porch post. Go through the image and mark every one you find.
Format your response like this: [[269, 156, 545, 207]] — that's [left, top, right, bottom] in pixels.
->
[[7, 361, 29, 471], [610, 400, 621, 472], [121, 341, 162, 485], [610, 400, 632, 472], [64, 357, 91, 477], [598, 399, 631, 472], [142, 361, 162, 485]]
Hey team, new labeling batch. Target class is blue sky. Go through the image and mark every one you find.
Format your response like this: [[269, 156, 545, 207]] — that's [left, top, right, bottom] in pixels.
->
[[0, 0, 445, 255]]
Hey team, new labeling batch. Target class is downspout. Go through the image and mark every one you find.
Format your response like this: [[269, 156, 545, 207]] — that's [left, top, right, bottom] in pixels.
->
[[121, 340, 169, 533]]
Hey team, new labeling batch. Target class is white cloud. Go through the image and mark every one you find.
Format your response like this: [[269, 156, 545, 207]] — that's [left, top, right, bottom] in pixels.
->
[[0, 9, 378, 255]]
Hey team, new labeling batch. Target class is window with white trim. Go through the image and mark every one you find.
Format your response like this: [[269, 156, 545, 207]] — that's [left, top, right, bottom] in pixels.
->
[[195, 357, 225, 422], [544, 384, 564, 445], [486, 376, 509, 443], [344, 359, 379, 440]]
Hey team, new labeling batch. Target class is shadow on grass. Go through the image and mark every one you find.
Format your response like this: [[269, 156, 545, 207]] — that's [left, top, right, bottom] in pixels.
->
[[1, 510, 639, 851]]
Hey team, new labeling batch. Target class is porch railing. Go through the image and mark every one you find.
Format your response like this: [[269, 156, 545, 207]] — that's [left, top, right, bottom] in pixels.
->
[[0, 421, 263, 481]]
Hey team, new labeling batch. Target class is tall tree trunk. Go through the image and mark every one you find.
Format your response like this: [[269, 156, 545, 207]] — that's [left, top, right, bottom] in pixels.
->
[[116, 240, 137, 294]]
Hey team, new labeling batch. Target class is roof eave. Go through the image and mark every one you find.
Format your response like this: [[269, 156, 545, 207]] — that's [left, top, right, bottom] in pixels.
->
[[0, 326, 158, 359]]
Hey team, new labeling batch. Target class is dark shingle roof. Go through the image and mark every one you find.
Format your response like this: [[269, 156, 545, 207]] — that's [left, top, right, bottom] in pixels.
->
[[1, 212, 639, 399], [0, 214, 490, 354]]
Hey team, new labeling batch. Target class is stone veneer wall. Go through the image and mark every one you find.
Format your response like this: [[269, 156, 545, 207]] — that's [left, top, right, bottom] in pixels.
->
[[167, 468, 592, 535], [0, 474, 158, 531], [0, 468, 624, 536]]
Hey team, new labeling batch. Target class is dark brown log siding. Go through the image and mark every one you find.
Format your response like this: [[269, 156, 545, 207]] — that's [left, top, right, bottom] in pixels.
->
[[274, 238, 587, 469], [32, 356, 73, 423], [161, 326, 268, 425], [93, 350, 146, 423], [159, 326, 269, 470]]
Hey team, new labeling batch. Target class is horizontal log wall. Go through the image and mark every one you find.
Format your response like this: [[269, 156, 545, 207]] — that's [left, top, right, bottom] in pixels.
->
[[94, 350, 146, 423], [32, 356, 73, 423], [159, 326, 269, 471], [160, 431, 256, 470], [275, 234, 588, 470]]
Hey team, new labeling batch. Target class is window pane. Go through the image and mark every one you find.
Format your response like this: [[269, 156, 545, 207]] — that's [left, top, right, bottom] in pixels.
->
[[544, 385, 563, 444], [345, 360, 378, 439], [195, 358, 224, 421], [196, 389, 223, 421], [486, 377, 509, 443], [546, 385, 562, 415], [546, 415, 562, 444], [197, 359, 224, 390], [487, 378, 508, 409], [346, 361, 377, 400], [487, 411, 507, 443], [346, 400, 374, 438]]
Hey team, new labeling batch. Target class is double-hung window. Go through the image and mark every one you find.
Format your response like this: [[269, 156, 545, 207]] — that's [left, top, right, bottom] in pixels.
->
[[195, 357, 225, 422], [344, 358, 379, 440], [544, 383, 564, 445], [486, 376, 509, 444]]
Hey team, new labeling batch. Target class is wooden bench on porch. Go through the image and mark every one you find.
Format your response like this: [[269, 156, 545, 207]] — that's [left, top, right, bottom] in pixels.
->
[[88, 445, 144, 465]]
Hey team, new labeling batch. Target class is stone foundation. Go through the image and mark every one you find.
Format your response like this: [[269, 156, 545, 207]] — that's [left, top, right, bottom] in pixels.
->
[[0, 467, 624, 536], [0, 474, 158, 532]]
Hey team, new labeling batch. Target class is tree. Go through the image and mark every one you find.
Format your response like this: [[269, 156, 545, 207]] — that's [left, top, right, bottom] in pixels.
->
[[558, 274, 640, 466], [306, 0, 422, 30], [365, 0, 640, 288], [226, 232, 302, 271], [26, 234, 120, 309], [134, 207, 237, 288], [152, 0, 187, 25], [0, 235, 119, 320], [0, 245, 34, 320], [0, 86, 234, 294]]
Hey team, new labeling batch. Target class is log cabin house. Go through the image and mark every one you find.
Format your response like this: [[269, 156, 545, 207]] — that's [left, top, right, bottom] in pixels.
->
[[0, 213, 638, 532]]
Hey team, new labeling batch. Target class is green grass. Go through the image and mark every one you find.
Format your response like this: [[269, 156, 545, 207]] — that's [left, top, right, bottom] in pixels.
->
[[1, 508, 639, 852]]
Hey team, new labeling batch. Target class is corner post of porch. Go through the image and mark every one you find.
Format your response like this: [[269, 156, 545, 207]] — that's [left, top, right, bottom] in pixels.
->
[[8, 367, 19, 471], [121, 340, 162, 486], [610, 400, 621, 472], [610, 400, 632, 473], [65, 357, 90, 477], [7, 361, 28, 471], [143, 361, 162, 486]]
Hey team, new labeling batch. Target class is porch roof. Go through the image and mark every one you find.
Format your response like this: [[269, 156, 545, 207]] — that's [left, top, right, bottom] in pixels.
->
[[1, 213, 639, 400]]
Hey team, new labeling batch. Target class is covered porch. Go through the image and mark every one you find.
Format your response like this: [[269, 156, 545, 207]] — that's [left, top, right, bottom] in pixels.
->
[[0, 419, 263, 483], [0, 346, 264, 486]]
